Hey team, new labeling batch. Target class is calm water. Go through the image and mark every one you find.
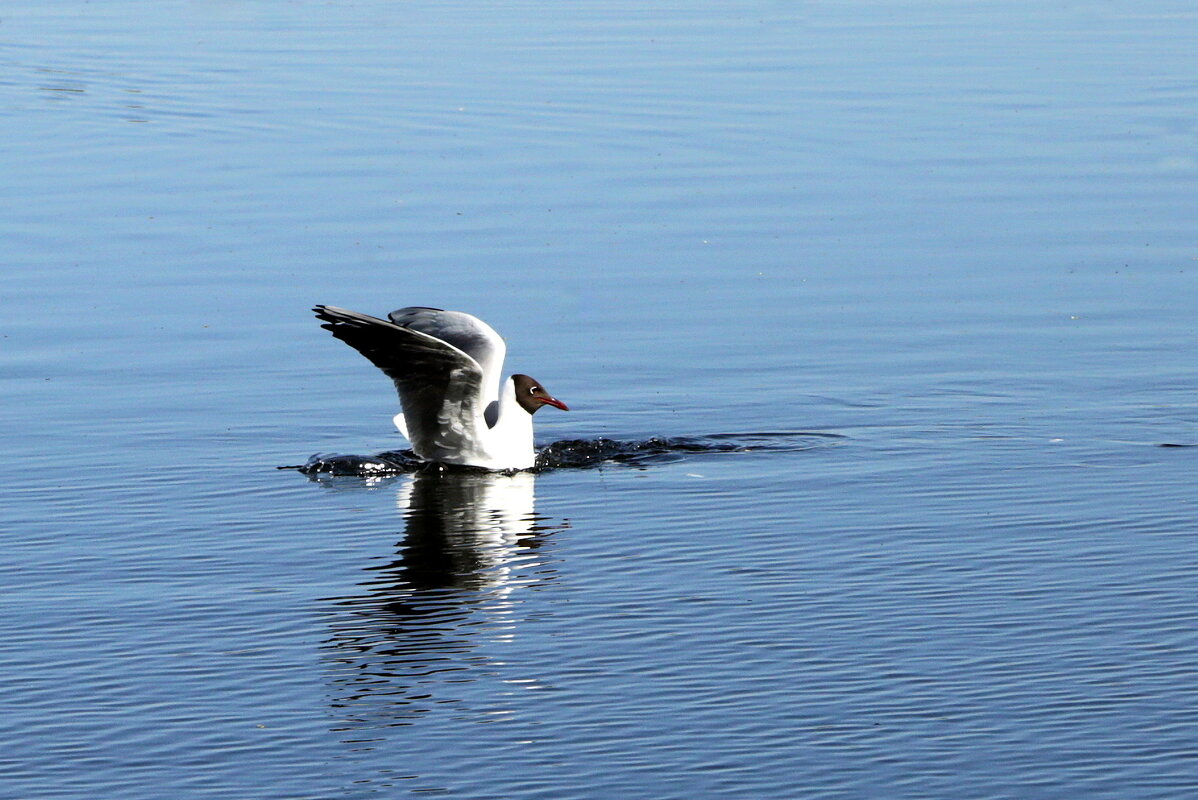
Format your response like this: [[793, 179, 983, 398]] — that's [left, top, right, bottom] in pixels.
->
[[4, 1, 1198, 797]]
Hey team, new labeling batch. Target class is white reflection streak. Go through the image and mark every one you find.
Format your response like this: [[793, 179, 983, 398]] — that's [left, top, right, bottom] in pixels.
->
[[324, 469, 554, 734], [394, 470, 540, 597]]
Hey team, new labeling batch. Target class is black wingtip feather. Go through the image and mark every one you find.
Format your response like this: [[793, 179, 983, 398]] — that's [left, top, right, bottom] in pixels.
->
[[314, 305, 378, 329], [313, 305, 339, 323]]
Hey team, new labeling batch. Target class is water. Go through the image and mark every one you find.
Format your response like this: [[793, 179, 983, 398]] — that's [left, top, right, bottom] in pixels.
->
[[3, 1, 1198, 797]]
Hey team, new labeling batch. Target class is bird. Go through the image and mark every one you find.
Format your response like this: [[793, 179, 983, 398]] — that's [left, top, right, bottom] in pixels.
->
[[313, 305, 569, 470]]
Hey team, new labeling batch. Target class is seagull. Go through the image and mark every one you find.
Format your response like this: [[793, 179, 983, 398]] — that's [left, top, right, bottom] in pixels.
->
[[313, 305, 569, 470]]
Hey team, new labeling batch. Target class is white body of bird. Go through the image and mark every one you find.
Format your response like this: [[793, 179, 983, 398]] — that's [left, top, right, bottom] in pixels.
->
[[315, 305, 568, 471]]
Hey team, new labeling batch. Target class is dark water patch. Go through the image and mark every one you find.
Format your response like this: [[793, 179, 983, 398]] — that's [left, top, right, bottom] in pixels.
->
[[280, 432, 842, 478], [536, 432, 843, 470]]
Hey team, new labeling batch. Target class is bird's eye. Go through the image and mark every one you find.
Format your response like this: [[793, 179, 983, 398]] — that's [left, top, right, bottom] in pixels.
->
[[529, 386, 540, 394]]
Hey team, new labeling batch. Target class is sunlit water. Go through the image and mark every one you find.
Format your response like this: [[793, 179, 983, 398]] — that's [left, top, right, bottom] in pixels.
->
[[3, 1, 1198, 798]]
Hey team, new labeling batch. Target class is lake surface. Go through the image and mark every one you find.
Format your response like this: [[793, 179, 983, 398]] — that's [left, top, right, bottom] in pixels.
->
[[3, 1, 1198, 797]]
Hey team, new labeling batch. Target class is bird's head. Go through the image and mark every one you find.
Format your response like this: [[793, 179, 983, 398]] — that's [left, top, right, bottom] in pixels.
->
[[512, 374, 569, 414]]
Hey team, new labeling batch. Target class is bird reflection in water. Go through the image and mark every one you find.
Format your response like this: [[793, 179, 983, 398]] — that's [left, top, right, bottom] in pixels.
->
[[317, 469, 563, 732]]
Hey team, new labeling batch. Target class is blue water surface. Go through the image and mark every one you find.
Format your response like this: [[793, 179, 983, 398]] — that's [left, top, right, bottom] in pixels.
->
[[3, 1, 1198, 798]]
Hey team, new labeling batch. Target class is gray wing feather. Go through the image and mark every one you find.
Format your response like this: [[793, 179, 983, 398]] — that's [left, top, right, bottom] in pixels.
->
[[387, 306, 507, 426], [313, 305, 488, 457]]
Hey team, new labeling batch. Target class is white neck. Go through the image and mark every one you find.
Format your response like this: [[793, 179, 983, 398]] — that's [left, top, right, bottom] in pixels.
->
[[477, 376, 537, 470]]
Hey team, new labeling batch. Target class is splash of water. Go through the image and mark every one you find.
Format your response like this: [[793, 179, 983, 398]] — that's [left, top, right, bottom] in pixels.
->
[[280, 432, 842, 477]]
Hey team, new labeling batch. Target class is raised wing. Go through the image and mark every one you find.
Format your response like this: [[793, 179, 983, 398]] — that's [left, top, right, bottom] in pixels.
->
[[387, 307, 506, 423], [314, 305, 489, 459]]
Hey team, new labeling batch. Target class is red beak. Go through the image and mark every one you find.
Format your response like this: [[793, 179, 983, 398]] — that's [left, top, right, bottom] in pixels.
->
[[539, 396, 569, 411]]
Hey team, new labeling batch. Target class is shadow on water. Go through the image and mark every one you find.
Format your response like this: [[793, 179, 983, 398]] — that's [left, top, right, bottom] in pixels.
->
[[284, 431, 843, 477], [317, 469, 565, 733]]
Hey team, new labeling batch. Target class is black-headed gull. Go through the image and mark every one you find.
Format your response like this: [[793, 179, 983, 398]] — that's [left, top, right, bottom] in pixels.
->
[[314, 305, 569, 470]]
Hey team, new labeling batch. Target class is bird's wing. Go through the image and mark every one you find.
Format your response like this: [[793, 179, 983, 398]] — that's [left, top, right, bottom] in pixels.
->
[[314, 305, 489, 457], [387, 307, 506, 424]]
